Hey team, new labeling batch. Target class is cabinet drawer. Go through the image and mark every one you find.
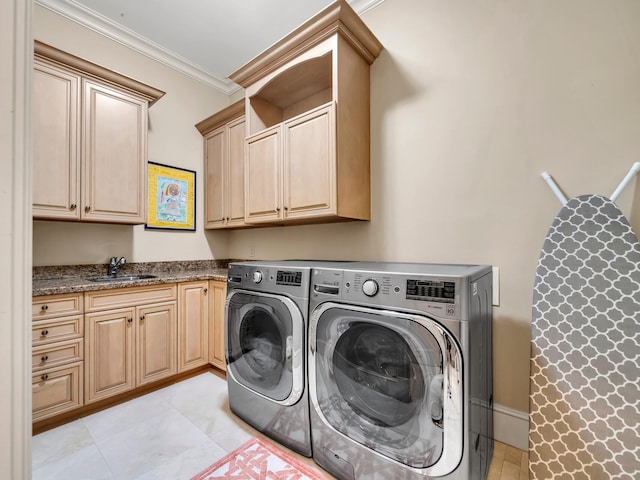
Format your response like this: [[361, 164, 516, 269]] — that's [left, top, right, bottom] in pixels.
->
[[32, 293, 83, 320], [32, 362, 83, 422], [32, 315, 83, 346], [85, 284, 177, 312], [33, 338, 83, 371]]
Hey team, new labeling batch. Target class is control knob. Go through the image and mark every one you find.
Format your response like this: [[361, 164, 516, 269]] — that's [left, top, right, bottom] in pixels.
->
[[252, 271, 263, 284], [362, 279, 379, 297]]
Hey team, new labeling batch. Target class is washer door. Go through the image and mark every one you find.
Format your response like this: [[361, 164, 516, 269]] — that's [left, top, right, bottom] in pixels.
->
[[310, 302, 463, 476], [226, 290, 304, 405]]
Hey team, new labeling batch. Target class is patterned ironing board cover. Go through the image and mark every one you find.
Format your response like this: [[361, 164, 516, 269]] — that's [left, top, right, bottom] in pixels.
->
[[530, 194, 639, 479]]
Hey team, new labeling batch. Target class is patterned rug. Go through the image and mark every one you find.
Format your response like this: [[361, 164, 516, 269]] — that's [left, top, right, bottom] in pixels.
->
[[191, 437, 328, 480]]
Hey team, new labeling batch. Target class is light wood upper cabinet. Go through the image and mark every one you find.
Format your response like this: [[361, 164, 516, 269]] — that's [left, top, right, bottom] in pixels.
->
[[33, 41, 164, 224], [245, 103, 336, 223], [230, 0, 382, 226], [81, 80, 148, 222], [33, 61, 80, 219], [196, 101, 248, 229], [208, 280, 227, 371]]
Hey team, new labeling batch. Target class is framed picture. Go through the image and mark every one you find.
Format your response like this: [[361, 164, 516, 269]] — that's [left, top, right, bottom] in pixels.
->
[[146, 162, 196, 231]]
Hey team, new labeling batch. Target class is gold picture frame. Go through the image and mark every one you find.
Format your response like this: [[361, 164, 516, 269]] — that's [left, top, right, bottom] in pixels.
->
[[146, 162, 196, 231]]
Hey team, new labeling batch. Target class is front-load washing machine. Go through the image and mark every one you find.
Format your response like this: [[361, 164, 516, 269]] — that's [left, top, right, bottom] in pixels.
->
[[308, 262, 493, 479], [225, 260, 318, 457]]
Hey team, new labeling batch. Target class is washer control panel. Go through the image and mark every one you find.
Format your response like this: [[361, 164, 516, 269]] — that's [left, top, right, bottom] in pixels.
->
[[311, 268, 462, 319]]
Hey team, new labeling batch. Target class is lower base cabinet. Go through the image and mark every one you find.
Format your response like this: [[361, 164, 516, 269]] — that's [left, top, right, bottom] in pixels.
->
[[208, 280, 227, 371], [84, 285, 177, 404], [178, 281, 209, 372], [32, 362, 83, 422], [33, 279, 227, 423]]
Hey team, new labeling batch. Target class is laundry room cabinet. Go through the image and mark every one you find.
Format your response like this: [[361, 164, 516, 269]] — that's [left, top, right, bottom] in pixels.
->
[[245, 103, 336, 223], [84, 285, 177, 404], [32, 41, 164, 223], [178, 281, 209, 372], [230, 0, 382, 225], [208, 280, 227, 371], [31, 293, 84, 422], [195, 101, 248, 229]]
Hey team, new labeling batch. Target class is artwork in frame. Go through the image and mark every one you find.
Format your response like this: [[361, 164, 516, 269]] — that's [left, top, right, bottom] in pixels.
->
[[146, 162, 196, 231]]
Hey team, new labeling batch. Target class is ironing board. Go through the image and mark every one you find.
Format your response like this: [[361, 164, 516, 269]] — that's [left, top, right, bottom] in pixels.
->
[[530, 194, 639, 479]]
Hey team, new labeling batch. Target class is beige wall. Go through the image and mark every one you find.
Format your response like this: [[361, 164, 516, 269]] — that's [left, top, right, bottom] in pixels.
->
[[32, 5, 231, 266], [32, 0, 640, 416], [228, 0, 640, 413]]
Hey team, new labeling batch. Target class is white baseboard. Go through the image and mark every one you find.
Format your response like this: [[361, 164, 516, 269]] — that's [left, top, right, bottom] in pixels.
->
[[493, 403, 529, 451]]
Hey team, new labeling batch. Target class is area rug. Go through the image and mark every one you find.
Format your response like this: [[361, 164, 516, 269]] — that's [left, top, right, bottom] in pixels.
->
[[191, 437, 328, 480]]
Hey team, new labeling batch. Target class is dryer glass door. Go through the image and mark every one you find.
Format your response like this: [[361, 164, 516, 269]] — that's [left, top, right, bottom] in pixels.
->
[[227, 291, 303, 404], [311, 303, 463, 471]]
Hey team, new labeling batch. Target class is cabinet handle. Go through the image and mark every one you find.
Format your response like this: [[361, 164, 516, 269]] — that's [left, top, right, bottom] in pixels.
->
[[41, 355, 49, 362], [41, 305, 48, 311], [70, 204, 77, 210], [41, 374, 49, 381], [127, 318, 133, 323], [85, 206, 91, 213], [204, 288, 208, 294], [41, 330, 49, 336], [276, 207, 280, 212], [284, 206, 288, 211], [140, 315, 145, 321]]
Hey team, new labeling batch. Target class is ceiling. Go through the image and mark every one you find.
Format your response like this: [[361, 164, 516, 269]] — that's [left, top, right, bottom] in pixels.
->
[[35, 0, 382, 93]]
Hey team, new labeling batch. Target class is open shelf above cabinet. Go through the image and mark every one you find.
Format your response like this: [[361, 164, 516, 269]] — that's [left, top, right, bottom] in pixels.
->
[[249, 53, 332, 132]]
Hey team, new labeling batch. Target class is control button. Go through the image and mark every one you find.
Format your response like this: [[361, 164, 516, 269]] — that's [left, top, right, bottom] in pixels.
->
[[252, 271, 263, 283], [362, 279, 379, 297]]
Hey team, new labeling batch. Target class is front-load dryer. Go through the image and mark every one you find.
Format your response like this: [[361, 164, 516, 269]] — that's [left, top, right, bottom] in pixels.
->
[[225, 260, 318, 457], [308, 262, 493, 479]]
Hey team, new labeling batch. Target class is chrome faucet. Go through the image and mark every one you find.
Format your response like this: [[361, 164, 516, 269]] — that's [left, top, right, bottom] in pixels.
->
[[108, 256, 126, 276]]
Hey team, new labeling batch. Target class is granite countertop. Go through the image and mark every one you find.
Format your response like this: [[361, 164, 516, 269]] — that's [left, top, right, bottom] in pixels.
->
[[33, 260, 231, 297]]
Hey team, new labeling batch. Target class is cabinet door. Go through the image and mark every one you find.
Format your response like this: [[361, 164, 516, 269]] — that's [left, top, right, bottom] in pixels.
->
[[208, 280, 227, 371], [204, 126, 226, 228], [82, 79, 147, 224], [32, 60, 81, 219], [137, 301, 177, 386], [284, 103, 335, 219], [178, 282, 209, 372], [245, 125, 282, 223], [227, 117, 247, 227], [32, 362, 83, 421], [85, 308, 135, 403]]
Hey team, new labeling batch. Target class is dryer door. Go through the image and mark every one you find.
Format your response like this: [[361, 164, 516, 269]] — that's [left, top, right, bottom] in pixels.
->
[[226, 291, 304, 405], [310, 302, 463, 476]]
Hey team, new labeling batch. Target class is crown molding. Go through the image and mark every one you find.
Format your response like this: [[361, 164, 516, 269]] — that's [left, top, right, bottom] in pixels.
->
[[34, 0, 383, 96], [349, 0, 385, 15], [35, 0, 240, 94]]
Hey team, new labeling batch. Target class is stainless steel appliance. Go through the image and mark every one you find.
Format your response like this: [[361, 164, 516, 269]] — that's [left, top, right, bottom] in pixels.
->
[[308, 262, 494, 479], [225, 260, 318, 456]]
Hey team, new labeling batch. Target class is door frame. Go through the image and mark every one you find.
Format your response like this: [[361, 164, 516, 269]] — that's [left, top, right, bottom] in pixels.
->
[[1, 0, 32, 477]]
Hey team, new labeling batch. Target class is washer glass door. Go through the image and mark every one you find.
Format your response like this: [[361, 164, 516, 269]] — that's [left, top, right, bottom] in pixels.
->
[[227, 291, 303, 405], [310, 303, 463, 472]]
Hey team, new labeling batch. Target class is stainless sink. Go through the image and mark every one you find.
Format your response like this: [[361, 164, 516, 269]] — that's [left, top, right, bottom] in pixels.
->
[[87, 274, 157, 283]]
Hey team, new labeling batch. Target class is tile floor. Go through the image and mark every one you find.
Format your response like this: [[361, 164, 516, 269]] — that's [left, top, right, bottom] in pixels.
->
[[32, 371, 528, 479]]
